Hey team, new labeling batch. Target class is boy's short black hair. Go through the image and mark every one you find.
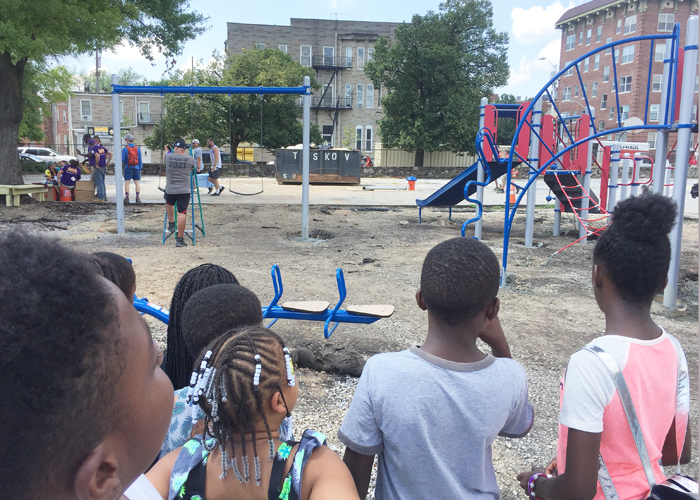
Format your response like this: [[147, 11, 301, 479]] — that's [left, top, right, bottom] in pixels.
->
[[0, 231, 123, 500], [182, 284, 263, 358], [91, 251, 136, 298], [420, 237, 500, 325], [594, 190, 676, 304]]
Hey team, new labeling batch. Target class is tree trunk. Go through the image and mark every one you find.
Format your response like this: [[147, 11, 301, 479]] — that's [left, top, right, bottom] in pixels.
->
[[414, 148, 425, 167], [0, 53, 26, 185]]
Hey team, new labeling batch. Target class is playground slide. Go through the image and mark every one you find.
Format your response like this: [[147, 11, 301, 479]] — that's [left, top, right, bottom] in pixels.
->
[[416, 161, 508, 208]]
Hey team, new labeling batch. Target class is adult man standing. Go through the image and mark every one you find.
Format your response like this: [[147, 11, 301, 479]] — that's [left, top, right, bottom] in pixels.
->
[[122, 134, 142, 204], [192, 139, 203, 173], [91, 137, 112, 202], [206, 137, 224, 195], [164, 140, 195, 248]]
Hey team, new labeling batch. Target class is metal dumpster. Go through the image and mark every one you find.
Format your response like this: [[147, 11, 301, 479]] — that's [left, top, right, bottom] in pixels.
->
[[276, 149, 361, 185]]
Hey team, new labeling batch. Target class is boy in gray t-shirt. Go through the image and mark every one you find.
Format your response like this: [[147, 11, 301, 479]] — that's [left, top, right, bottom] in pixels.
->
[[339, 237, 534, 500]]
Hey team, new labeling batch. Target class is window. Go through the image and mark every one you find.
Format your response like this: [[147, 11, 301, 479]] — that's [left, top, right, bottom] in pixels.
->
[[658, 13, 674, 32], [695, 76, 698, 92], [365, 126, 373, 151], [616, 19, 622, 34], [609, 106, 615, 120], [594, 54, 600, 70], [655, 44, 665, 62], [605, 37, 612, 55], [622, 45, 634, 64], [566, 34, 576, 51], [366, 84, 374, 108], [367, 47, 374, 62], [603, 66, 610, 82], [601, 94, 607, 109], [649, 104, 660, 121], [614, 48, 619, 63], [621, 105, 629, 121], [652, 74, 663, 92], [579, 32, 584, 45], [345, 47, 352, 67], [256, 43, 265, 49], [138, 101, 150, 122], [345, 84, 353, 107], [599, 121, 606, 132], [356, 84, 364, 108], [321, 84, 333, 107], [586, 29, 592, 45], [357, 47, 365, 69], [619, 76, 632, 93], [619, 132, 628, 141], [119, 100, 124, 122], [624, 15, 637, 34], [648, 132, 657, 149], [323, 46, 334, 66], [300, 45, 311, 67], [62, 110, 67, 122], [563, 61, 574, 77], [279, 45, 288, 53], [584, 57, 589, 72], [693, 105, 698, 122], [80, 99, 92, 120], [355, 126, 363, 150], [378, 84, 382, 108], [592, 81, 598, 97], [562, 86, 572, 101], [322, 125, 333, 145], [596, 26, 603, 43]]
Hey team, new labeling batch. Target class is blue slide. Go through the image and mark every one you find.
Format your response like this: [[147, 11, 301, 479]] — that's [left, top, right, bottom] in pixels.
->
[[416, 161, 508, 210]]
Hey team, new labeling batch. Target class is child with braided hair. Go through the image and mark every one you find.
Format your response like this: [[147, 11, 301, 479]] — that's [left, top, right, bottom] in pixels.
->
[[145, 326, 359, 500]]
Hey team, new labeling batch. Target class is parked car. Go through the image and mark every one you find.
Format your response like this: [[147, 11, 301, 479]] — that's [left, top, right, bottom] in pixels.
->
[[19, 153, 45, 163], [17, 146, 77, 163]]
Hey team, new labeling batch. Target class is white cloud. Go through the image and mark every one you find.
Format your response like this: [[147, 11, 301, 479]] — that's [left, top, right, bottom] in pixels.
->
[[511, 1, 574, 43]]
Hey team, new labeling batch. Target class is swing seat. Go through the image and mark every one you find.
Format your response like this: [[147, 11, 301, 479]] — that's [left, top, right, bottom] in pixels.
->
[[281, 301, 330, 314], [346, 305, 395, 318]]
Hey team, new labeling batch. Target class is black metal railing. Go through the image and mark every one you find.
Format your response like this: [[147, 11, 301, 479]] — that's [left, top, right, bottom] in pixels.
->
[[311, 55, 353, 69], [308, 97, 354, 109], [137, 113, 163, 124]]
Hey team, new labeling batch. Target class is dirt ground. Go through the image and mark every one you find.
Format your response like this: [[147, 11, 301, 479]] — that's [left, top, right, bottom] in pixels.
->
[[1, 199, 698, 498]]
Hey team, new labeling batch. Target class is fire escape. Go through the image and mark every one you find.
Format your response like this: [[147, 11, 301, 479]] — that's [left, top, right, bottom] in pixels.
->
[[312, 54, 353, 145]]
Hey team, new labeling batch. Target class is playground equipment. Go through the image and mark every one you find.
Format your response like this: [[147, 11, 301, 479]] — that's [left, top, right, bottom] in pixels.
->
[[110, 75, 314, 240], [132, 264, 394, 339], [459, 18, 697, 313]]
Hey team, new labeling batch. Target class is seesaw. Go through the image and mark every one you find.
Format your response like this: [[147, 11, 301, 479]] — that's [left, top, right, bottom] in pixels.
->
[[132, 264, 394, 339]]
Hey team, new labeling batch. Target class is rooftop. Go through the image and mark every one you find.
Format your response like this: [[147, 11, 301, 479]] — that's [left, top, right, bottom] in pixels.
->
[[556, 0, 628, 26]]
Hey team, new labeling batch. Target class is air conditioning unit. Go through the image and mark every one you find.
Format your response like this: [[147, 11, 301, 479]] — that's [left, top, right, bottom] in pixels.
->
[[82, 115, 91, 121]]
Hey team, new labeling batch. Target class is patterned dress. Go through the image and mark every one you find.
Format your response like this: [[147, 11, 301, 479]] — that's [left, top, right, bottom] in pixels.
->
[[167, 430, 327, 500]]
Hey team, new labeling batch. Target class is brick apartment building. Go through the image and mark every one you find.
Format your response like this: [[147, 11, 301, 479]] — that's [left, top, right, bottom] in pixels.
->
[[24, 93, 164, 162], [555, 0, 698, 156], [226, 18, 400, 154]]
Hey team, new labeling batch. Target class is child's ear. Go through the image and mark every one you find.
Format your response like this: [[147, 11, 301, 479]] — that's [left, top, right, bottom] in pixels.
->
[[74, 443, 122, 500], [269, 391, 289, 416], [592, 264, 604, 289], [415, 289, 427, 310], [485, 297, 500, 321], [657, 275, 669, 293]]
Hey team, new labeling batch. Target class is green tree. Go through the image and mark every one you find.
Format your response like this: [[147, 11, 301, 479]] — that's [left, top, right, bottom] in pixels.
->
[[495, 93, 517, 148], [79, 66, 147, 93], [0, 0, 206, 185], [144, 49, 322, 161], [20, 63, 74, 142], [365, 0, 508, 166]]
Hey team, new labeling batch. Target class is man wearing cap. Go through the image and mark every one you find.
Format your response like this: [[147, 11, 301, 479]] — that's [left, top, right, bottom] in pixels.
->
[[192, 139, 203, 174], [164, 139, 195, 247], [122, 134, 143, 204]]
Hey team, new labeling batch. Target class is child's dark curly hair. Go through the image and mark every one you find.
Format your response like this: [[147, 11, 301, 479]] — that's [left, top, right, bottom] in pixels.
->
[[0, 231, 123, 500], [594, 190, 677, 303], [91, 251, 136, 298], [164, 264, 239, 389]]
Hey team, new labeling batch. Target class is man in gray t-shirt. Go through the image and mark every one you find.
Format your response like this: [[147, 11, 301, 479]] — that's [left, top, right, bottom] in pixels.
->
[[339, 237, 534, 500], [164, 140, 195, 247], [192, 139, 203, 173]]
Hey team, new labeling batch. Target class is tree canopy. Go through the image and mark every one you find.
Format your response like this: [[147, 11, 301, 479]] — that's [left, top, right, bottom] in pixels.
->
[[365, 0, 509, 166], [0, 0, 206, 184], [79, 66, 147, 93], [144, 49, 322, 159], [20, 63, 74, 142]]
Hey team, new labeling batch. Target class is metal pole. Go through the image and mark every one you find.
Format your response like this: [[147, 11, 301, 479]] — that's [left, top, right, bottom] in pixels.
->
[[651, 40, 675, 194], [664, 161, 673, 196], [631, 153, 642, 197], [607, 142, 621, 221], [301, 76, 311, 240], [112, 74, 124, 234], [664, 16, 698, 309], [579, 108, 594, 242], [475, 97, 488, 239], [524, 97, 542, 247], [620, 153, 631, 202]]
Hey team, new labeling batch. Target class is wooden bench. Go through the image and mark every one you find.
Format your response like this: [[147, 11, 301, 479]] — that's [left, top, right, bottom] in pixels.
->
[[0, 185, 48, 206]]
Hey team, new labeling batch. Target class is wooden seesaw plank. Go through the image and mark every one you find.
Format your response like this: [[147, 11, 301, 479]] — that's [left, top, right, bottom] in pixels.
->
[[347, 305, 395, 318], [281, 301, 330, 314]]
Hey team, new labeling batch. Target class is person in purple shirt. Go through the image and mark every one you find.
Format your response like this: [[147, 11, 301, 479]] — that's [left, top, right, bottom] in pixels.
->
[[91, 138, 112, 202], [58, 160, 82, 188]]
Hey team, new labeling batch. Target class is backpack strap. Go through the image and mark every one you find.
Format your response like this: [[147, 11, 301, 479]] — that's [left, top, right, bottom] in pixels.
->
[[268, 441, 297, 500], [583, 346, 657, 491]]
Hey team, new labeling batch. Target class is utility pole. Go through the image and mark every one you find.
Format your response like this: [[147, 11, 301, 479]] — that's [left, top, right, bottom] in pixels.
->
[[95, 47, 100, 93]]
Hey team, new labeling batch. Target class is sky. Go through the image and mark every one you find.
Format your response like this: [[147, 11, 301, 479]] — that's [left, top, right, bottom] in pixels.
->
[[66, 0, 581, 99]]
